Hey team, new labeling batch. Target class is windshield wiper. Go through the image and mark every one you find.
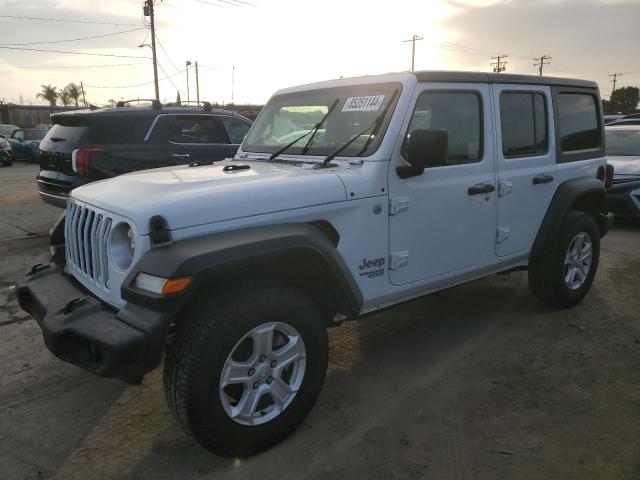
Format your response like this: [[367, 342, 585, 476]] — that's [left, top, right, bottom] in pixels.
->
[[269, 98, 340, 162], [320, 90, 399, 168]]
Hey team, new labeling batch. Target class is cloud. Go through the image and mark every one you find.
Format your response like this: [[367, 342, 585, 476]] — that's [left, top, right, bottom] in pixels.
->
[[439, 0, 640, 94]]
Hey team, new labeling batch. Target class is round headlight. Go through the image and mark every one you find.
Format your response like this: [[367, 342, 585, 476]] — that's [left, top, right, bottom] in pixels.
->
[[110, 222, 135, 270]]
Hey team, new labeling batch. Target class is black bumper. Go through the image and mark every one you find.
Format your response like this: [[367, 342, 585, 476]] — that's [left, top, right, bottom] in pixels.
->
[[17, 264, 173, 384]]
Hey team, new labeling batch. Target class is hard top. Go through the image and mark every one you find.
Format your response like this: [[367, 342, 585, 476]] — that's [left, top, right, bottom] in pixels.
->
[[412, 70, 597, 88], [275, 70, 598, 97]]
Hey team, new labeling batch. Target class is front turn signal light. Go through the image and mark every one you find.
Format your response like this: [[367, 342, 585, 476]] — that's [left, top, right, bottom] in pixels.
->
[[134, 273, 192, 295]]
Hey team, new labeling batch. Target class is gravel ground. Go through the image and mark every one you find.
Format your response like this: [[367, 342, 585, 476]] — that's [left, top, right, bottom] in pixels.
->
[[1, 163, 639, 480]]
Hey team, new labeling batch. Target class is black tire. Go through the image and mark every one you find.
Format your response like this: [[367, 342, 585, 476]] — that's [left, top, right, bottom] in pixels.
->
[[528, 210, 600, 308], [164, 283, 328, 457], [1, 159, 11, 167]]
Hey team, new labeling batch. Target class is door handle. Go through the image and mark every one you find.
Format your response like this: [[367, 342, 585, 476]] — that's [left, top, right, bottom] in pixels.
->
[[532, 174, 554, 185], [468, 183, 496, 195], [172, 153, 190, 158]]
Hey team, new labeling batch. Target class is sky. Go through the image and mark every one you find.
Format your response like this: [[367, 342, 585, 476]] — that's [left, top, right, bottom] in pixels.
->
[[0, 0, 638, 106]]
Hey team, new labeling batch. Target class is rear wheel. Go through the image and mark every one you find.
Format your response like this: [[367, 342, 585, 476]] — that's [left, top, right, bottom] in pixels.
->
[[528, 210, 600, 308], [164, 284, 328, 457]]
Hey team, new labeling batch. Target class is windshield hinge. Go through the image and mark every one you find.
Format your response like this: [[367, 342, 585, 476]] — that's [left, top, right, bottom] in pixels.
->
[[389, 197, 410, 216], [389, 251, 409, 270]]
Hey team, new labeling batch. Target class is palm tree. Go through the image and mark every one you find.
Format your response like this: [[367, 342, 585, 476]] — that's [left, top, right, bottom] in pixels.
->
[[58, 89, 72, 106], [37, 84, 58, 107], [64, 83, 81, 106]]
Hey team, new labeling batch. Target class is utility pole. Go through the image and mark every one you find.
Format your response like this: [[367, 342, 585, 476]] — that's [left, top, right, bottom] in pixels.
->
[[533, 55, 551, 76], [144, 0, 160, 102], [490, 54, 509, 73], [185, 60, 192, 104], [609, 73, 623, 96], [80, 81, 87, 106], [403, 35, 423, 71], [231, 64, 235, 105], [195, 61, 200, 106]]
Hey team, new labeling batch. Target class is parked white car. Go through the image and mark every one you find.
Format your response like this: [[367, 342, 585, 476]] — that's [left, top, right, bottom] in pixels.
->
[[605, 125, 640, 217], [18, 71, 613, 457]]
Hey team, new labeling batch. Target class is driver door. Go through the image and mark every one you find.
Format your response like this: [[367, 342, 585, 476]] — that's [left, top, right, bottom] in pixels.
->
[[387, 83, 498, 286]]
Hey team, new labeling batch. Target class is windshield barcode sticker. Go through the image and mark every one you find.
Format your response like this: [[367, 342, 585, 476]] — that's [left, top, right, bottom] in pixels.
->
[[342, 95, 385, 112]]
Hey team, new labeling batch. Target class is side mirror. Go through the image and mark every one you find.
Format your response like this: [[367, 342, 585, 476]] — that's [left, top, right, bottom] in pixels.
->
[[397, 129, 448, 179]]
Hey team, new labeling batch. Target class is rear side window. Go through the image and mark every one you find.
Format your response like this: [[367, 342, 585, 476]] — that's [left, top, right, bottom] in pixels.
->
[[557, 93, 600, 153], [173, 116, 230, 144], [88, 116, 154, 145], [500, 92, 548, 157], [43, 124, 88, 145], [403, 91, 482, 165], [220, 116, 251, 144]]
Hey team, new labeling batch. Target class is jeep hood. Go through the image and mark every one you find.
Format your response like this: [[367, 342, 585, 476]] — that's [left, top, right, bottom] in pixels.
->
[[72, 161, 347, 232], [608, 156, 640, 177]]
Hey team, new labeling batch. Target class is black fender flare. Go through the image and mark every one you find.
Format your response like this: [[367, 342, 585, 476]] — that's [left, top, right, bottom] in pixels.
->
[[122, 223, 363, 316], [531, 176, 607, 256]]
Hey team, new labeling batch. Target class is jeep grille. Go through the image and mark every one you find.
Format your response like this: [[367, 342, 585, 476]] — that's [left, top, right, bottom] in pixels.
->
[[65, 199, 112, 289]]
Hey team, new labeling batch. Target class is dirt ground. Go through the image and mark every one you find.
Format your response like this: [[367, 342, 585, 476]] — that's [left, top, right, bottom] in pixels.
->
[[1, 163, 639, 480]]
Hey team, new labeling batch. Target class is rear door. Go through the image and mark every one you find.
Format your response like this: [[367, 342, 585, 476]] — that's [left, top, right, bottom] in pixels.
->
[[493, 85, 557, 257], [169, 115, 236, 164]]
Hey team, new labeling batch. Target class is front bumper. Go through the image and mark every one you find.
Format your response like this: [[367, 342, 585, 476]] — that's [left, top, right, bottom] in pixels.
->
[[17, 263, 172, 384]]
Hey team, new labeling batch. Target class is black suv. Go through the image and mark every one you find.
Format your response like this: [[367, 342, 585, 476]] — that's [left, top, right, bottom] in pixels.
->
[[37, 101, 252, 207]]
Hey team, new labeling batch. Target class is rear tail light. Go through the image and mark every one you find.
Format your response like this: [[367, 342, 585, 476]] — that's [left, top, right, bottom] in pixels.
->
[[597, 164, 614, 189], [71, 147, 103, 176]]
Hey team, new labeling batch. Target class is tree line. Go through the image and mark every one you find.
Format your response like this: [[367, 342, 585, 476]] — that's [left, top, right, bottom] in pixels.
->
[[36, 83, 83, 107], [602, 86, 639, 115]]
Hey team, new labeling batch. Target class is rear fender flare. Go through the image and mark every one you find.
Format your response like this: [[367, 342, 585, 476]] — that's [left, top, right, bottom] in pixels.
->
[[531, 177, 606, 256]]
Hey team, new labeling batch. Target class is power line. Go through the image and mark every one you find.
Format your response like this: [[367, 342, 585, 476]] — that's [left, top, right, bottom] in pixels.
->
[[0, 27, 146, 46], [83, 68, 186, 88], [154, 34, 181, 73], [0, 62, 151, 69], [0, 14, 141, 26], [0, 45, 151, 59], [194, 0, 251, 6], [157, 60, 186, 96]]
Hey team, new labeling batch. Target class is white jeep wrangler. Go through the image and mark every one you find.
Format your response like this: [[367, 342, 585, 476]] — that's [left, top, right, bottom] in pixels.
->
[[18, 71, 613, 457]]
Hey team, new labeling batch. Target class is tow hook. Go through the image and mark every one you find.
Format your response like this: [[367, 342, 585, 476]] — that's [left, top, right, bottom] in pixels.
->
[[28, 264, 49, 276], [60, 298, 83, 315]]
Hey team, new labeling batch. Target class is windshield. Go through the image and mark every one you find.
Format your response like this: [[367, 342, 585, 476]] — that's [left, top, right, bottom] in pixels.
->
[[242, 82, 401, 157], [606, 128, 640, 156], [24, 130, 47, 141]]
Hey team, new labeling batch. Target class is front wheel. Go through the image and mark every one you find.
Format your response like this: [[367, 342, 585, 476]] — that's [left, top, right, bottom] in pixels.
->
[[164, 284, 328, 457], [528, 210, 600, 308]]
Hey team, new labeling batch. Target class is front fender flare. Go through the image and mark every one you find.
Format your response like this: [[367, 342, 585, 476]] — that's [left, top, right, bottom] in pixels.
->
[[122, 223, 363, 316]]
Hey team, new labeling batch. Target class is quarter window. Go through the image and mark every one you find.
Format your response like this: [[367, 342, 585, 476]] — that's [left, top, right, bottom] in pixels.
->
[[220, 116, 251, 144], [404, 91, 482, 165], [500, 92, 548, 157], [557, 93, 600, 153], [173, 116, 229, 144]]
